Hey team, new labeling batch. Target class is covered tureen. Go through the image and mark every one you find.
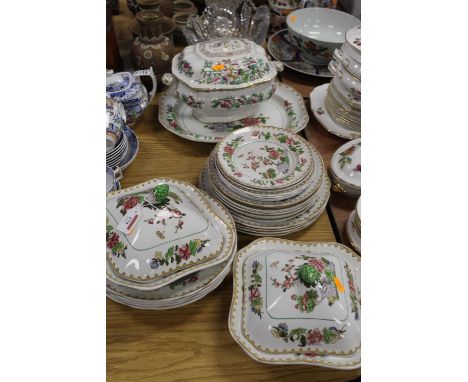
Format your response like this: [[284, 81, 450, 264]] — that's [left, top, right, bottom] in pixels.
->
[[162, 37, 283, 123]]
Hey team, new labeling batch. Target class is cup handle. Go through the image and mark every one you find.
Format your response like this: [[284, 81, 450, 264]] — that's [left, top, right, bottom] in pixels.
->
[[333, 48, 343, 61], [134, 67, 157, 103], [113, 166, 123, 181]]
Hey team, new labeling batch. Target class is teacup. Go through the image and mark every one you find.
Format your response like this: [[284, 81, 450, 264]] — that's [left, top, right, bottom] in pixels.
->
[[287, 8, 360, 65]]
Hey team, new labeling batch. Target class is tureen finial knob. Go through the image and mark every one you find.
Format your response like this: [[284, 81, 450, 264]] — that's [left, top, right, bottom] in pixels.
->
[[153, 184, 169, 204], [299, 264, 320, 286]]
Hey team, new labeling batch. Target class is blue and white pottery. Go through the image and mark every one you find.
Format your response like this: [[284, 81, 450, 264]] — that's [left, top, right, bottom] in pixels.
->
[[106, 68, 157, 125], [117, 126, 139, 171]]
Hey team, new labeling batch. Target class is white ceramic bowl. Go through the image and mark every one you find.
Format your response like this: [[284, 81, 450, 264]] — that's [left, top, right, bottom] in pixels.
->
[[286, 8, 360, 65]]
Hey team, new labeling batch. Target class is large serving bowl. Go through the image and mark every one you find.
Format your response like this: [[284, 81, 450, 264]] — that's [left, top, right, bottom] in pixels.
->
[[286, 8, 359, 65], [162, 37, 283, 123]]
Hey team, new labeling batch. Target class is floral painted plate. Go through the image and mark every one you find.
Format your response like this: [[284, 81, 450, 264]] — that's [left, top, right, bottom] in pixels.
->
[[158, 82, 309, 143], [228, 238, 361, 368], [331, 138, 361, 190], [216, 126, 313, 190], [310, 84, 361, 140], [268, 30, 333, 78], [106, 178, 231, 284]]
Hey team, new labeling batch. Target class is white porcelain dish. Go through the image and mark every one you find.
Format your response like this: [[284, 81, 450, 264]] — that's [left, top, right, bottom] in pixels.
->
[[228, 238, 361, 368], [310, 84, 360, 140], [158, 82, 309, 143], [162, 37, 283, 123], [286, 8, 359, 65], [106, 178, 235, 287], [330, 138, 361, 196]]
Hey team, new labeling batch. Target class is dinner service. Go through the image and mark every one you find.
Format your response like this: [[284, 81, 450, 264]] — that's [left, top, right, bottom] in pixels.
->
[[158, 82, 308, 142], [107, 166, 123, 194], [183, 0, 270, 46], [310, 83, 360, 140], [106, 68, 157, 125], [228, 238, 360, 368], [162, 37, 283, 123], [198, 126, 330, 236], [286, 8, 360, 66], [346, 197, 361, 254], [107, 188, 238, 309], [330, 138, 361, 197], [268, 29, 332, 78]]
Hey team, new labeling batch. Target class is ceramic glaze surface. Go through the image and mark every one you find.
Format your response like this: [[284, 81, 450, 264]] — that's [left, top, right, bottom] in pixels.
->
[[229, 239, 361, 360], [286, 8, 359, 64], [106, 179, 227, 282], [331, 138, 361, 188], [217, 126, 313, 189], [159, 82, 308, 142]]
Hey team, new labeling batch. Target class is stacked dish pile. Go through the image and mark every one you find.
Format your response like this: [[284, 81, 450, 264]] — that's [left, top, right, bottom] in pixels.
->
[[330, 138, 361, 197], [229, 238, 361, 369], [310, 24, 361, 139], [346, 197, 361, 254], [106, 96, 140, 171], [199, 126, 330, 236], [106, 178, 237, 309]]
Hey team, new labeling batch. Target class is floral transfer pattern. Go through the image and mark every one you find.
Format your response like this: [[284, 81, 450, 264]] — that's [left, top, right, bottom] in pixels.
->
[[197, 57, 270, 86], [150, 239, 209, 269], [270, 256, 339, 313], [106, 218, 127, 258], [116, 189, 186, 234], [221, 130, 308, 186], [344, 263, 360, 320], [338, 142, 361, 170], [177, 57, 194, 77], [168, 272, 199, 290], [204, 115, 269, 133], [248, 261, 264, 318], [347, 88, 361, 103], [271, 323, 346, 348], [284, 100, 298, 130], [292, 35, 332, 61], [211, 88, 274, 109], [180, 93, 203, 109]]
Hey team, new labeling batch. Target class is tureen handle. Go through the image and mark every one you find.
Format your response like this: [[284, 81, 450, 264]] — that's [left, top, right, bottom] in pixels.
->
[[134, 67, 157, 103], [113, 166, 123, 181], [328, 59, 338, 75], [162, 73, 175, 87], [272, 61, 284, 73]]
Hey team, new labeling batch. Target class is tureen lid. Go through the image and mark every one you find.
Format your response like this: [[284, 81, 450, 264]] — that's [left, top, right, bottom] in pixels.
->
[[236, 239, 361, 356], [106, 178, 228, 283], [331, 138, 361, 189], [345, 25, 361, 52], [172, 37, 277, 90]]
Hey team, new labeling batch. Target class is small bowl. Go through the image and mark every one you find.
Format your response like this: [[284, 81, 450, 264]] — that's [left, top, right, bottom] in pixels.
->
[[287, 8, 360, 65]]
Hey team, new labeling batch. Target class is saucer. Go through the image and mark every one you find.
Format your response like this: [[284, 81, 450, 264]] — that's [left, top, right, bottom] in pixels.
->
[[268, 30, 333, 78], [117, 126, 139, 171], [310, 84, 361, 140], [158, 82, 309, 143]]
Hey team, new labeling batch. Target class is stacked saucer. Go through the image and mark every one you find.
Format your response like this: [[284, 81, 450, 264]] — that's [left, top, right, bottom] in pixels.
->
[[106, 97, 140, 170], [346, 197, 361, 254], [199, 126, 330, 236], [106, 178, 237, 309], [229, 238, 361, 369], [310, 25, 361, 139], [330, 138, 361, 197]]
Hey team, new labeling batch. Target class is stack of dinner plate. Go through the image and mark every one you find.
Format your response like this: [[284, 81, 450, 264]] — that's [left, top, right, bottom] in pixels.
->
[[106, 178, 237, 309], [199, 126, 330, 236], [229, 238, 361, 369]]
